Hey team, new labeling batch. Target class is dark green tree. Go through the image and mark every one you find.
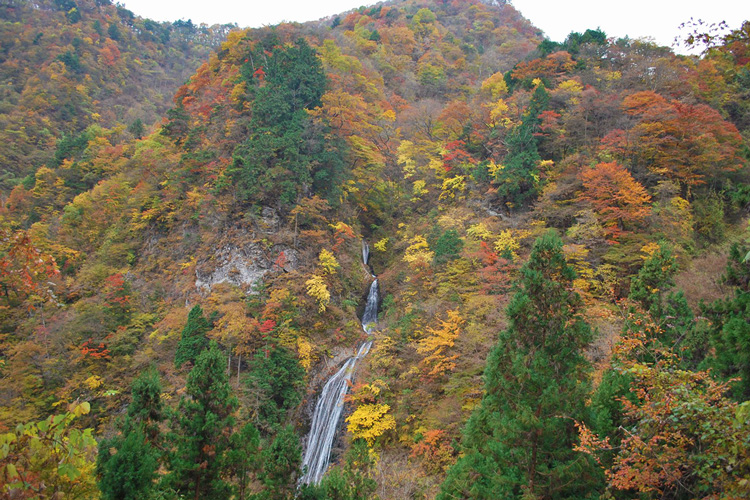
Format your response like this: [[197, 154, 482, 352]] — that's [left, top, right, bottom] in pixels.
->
[[629, 241, 678, 318], [627, 242, 708, 366], [298, 439, 377, 500], [225, 422, 261, 500], [96, 370, 164, 500], [245, 343, 305, 432], [127, 367, 164, 443], [494, 83, 549, 208], [432, 228, 464, 265], [129, 118, 145, 139], [168, 342, 238, 499], [107, 22, 121, 41], [258, 425, 302, 499], [702, 243, 750, 400], [174, 305, 210, 368], [97, 426, 159, 500], [230, 37, 345, 207], [590, 368, 631, 444], [161, 104, 190, 145], [438, 231, 599, 499]]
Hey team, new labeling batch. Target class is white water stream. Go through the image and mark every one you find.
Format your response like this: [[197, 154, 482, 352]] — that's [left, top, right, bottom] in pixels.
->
[[299, 241, 379, 485]]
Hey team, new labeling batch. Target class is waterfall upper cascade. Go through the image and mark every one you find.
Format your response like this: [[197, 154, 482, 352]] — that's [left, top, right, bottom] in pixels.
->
[[299, 242, 379, 485], [362, 240, 370, 268]]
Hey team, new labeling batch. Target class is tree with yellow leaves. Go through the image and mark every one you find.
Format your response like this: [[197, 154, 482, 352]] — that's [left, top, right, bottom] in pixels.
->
[[305, 274, 331, 313], [403, 235, 434, 267], [416, 309, 464, 377], [346, 403, 396, 447], [318, 248, 340, 275], [1, 402, 98, 499]]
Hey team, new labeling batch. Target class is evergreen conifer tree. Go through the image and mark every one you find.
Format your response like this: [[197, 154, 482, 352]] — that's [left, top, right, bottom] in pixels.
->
[[97, 425, 159, 500], [97, 369, 164, 500], [245, 343, 306, 432], [438, 231, 599, 499], [494, 83, 549, 207], [231, 37, 345, 206], [225, 422, 261, 500], [168, 341, 238, 499], [629, 241, 678, 318], [298, 439, 377, 500], [703, 243, 750, 399], [127, 367, 164, 443], [259, 425, 302, 499], [174, 304, 210, 368]]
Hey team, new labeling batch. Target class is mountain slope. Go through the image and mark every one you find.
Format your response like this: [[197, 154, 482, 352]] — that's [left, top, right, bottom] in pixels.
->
[[1, 1, 749, 498], [0, 0, 234, 192]]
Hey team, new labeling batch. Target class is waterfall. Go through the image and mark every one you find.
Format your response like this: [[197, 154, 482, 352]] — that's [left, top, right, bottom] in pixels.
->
[[299, 242, 378, 485], [362, 280, 378, 334], [362, 240, 370, 267]]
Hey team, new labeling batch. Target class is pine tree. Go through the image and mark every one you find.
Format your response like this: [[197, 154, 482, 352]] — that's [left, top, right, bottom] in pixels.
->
[[97, 370, 163, 500], [231, 37, 344, 206], [703, 243, 750, 399], [438, 231, 599, 499], [629, 241, 678, 319], [494, 83, 549, 208], [245, 343, 305, 432], [225, 423, 261, 500], [628, 243, 703, 363], [298, 439, 377, 500], [259, 425, 302, 499], [127, 367, 164, 443], [168, 341, 238, 499], [128, 118, 145, 139], [97, 426, 159, 500], [174, 304, 210, 368]]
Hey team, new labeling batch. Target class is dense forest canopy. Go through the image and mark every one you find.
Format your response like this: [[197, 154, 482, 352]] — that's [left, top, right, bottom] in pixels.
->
[[1, 0, 749, 498]]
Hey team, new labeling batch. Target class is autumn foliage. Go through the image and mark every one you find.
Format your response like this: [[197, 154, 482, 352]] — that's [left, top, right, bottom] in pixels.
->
[[579, 162, 652, 240], [0, 0, 749, 498]]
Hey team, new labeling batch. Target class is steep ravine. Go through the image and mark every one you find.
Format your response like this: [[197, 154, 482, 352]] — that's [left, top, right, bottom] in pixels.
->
[[299, 241, 379, 484]]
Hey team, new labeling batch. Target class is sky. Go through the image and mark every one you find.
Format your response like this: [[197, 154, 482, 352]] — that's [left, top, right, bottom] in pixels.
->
[[118, 0, 749, 54]]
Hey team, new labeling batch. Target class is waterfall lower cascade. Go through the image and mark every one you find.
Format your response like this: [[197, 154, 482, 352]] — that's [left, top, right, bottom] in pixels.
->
[[299, 241, 379, 485]]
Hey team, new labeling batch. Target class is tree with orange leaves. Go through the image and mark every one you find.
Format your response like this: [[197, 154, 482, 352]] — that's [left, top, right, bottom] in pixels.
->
[[579, 162, 651, 240], [622, 91, 743, 191]]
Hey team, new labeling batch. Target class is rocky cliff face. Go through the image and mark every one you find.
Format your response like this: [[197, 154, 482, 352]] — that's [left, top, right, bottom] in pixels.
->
[[194, 208, 298, 292], [195, 242, 298, 292]]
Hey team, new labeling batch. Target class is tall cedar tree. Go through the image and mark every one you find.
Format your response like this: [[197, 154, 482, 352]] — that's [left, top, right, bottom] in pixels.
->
[[225, 422, 261, 500], [127, 367, 164, 443], [245, 343, 306, 433], [703, 243, 750, 400], [494, 83, 549, 208], [97, 426, 159, 500], [259, 425, 302, 499], [174, 305, 210, 368], [168, 342, 238, 499], [629, 242, 678, 319], [298, 439, 377, 500], [438, 231, 599, 499], [97, 369, 163, 500], [628, 243, 699, 362]]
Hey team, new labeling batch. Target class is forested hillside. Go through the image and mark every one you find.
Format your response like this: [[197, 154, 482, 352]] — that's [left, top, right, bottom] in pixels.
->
[[0, 0, 234, 193], [1, 0, 749, 498]]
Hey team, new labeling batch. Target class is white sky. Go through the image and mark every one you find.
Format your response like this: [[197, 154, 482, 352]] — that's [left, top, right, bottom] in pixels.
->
[[118, 0, 749, 54]]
